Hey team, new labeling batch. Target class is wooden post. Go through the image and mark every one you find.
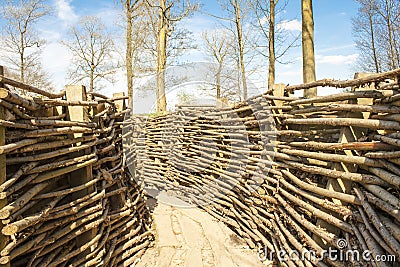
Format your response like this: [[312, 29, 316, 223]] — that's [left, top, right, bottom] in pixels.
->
[[0, 66, 9, 267], [113, 92, 126, 112], [270, 84, 286, 159], [271, 84, 286, 126], [302, 0, 317, 98], [272, 84, 285, 108], [66, 85, 89, 137], [110, 92, 126, 211], [327, 75, 371, 195], [65, 85, 95, 255], [315, 73, 374, 247], [328, 72, 374, 197], [216, 97, 228, 108]]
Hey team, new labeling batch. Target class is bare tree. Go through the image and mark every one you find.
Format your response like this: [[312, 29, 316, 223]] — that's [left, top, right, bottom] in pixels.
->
[[268, 0, 276, 89], [147, 0, 196, 112], [353, 0, 399, 72], [155, 0, 167, 112], [231, 0, 248, 100], [376, 0, 399, 69], [0, 0, 53, 92], [301, 0, 316, 98], [121, 0, 141, 110], [119, 0, 196, 109], [202, 30, 236, 100], [62, 16, 116, 92], [138, 2, 195, 70], [211, 0, 261, 100], [120, 0, 150, 111], [5, 66, 54, 93], [250, 0, 300, 90], [353, 0, 381, 72], [177, 90, 194, 105], [214, 0, 248, 99]]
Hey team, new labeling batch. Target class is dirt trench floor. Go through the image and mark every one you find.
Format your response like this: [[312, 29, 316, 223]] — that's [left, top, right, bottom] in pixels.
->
[[135, 192, 269, 267]]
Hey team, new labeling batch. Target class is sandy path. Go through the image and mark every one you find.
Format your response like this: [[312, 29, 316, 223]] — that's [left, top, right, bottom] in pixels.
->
[[135, 192, 268, 267]]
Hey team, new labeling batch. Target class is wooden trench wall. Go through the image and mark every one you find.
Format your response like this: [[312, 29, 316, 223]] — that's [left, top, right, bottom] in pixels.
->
[[128, 69, 400, 266], [0, 68, 152, 267]]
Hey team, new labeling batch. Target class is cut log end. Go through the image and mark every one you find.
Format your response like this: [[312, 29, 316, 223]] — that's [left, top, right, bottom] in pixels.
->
[[1, 224, 18, 236], [0, 256, 10, 264], [0, 210, 11, 220], [0, 89, 10, 99]]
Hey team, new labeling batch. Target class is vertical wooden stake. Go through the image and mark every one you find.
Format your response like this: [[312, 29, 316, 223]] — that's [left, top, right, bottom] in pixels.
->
[[0, 66, 9, 267], [314, 73, 374, 247], [271, 84, 286, 126], [110, 92, 126, 210], [113, 92, 126, 112], [271, 84, 285, 109], [66, 85, 89, 138], [65, 85, 95, 256], [270, 84, 285, 161]]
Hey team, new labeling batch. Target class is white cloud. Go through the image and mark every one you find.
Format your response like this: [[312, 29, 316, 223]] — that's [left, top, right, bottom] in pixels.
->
[[259, 16, 268, 26], [183, 15, 217, 35], [277, 19, 302, 32], [40, 42, 72, 89], [55, 0, 78, 25], [40, 29, 62, 43], [316, 53, 359, 65], [42, 43, 71, 71], [279, 70, 302, 77], [95, 7, 120, 28], [318, 44, 356, 53]]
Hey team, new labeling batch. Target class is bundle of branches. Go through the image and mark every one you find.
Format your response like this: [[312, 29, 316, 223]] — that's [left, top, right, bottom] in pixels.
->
[[130, 68, 400, 266], [0, 76, 152, 266]]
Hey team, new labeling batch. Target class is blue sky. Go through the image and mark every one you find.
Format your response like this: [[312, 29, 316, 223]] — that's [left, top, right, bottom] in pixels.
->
[[276, 0, 360, 86], [0, 0, 361, 96], [188, 0, 360, 86]]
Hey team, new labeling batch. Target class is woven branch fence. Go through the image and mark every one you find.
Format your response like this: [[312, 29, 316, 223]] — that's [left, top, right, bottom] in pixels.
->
[[127, 69, 400, 266], [0, 66, 152, 267]]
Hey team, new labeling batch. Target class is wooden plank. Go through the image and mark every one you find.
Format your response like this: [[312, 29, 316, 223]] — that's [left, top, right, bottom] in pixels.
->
[[65, 85, 96, 257], [272, 84, 285, 115], [66, 85, 89, 138], [271, 84, 287, 131]]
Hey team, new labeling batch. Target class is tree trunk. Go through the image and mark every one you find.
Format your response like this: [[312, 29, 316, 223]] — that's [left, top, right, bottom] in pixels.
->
[[394, 35, 400, 68], [20, 32, 26, 96], [268, 0, 276, 90], [384, 0, 398, 69], [90, 32, 95, 92], [156, 0, 168, 112], [301, 0, 317, 98], [20, 53, 24, 84], [90, 68, 94, 92], [233, 0, 247, 100], [126, 1, 134, 112], [368, 10, 380, 73], [236, 59, 241, 101], [216, 63, 222, 100]]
